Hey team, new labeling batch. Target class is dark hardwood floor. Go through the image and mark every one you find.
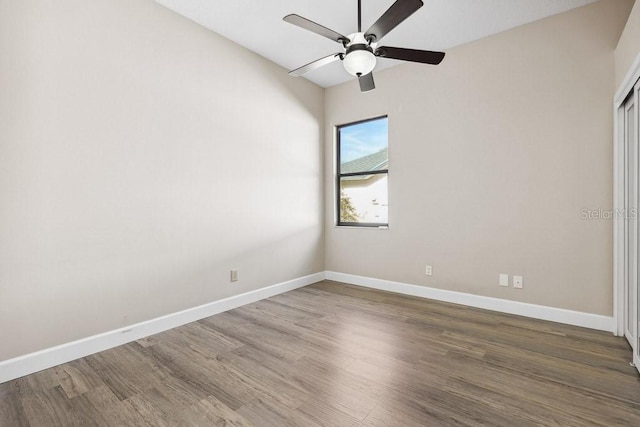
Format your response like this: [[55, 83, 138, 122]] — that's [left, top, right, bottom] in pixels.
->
[[2, 280, 640, 426]]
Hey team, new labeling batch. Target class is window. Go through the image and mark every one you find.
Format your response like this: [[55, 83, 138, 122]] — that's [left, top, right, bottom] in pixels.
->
[[336, 116, 388, 227]]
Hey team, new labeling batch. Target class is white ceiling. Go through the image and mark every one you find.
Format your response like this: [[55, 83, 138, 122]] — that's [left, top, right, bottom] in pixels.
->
[[154, 0, 598, 88]]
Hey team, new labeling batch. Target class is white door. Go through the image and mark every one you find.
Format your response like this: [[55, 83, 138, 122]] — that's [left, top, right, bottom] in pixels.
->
[[624, 91, 636, 347], [633, 79, 640, 369]]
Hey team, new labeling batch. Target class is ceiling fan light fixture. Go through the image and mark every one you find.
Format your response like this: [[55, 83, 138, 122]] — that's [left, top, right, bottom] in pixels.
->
[[343, 48, 376, 77]]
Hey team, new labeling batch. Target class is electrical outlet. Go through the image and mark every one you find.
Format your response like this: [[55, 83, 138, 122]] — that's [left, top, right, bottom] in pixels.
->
[[230, 269, 239, 282], [499, 274, 509, 287], [513, 275, 523, 289], [425, 265, 432, 276]]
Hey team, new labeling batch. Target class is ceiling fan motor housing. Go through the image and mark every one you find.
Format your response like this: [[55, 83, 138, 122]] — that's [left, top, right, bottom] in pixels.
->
[[342, 33, 377, 77]]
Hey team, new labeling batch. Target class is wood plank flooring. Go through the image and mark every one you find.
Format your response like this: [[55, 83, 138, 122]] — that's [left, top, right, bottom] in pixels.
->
[[2, 280, 640, 426]]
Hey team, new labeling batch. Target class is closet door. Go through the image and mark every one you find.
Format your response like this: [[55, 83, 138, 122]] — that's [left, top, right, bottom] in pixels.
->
[[634, 79, 640, 367], [624, 88, 637, 349]]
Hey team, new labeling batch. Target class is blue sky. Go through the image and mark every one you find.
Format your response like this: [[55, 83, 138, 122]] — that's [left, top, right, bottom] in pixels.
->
[[340, 117, 388, 163]]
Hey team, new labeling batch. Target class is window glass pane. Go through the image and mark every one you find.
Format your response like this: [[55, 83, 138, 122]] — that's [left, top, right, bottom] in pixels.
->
[[340, 176, 388, 224], [339, 118, 388, 174]]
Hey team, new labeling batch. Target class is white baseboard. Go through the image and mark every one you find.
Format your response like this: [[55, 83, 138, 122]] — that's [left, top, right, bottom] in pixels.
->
[[0, 272, 325, 384], [325, 271, 616, 333], [1, 270, 616, 384]]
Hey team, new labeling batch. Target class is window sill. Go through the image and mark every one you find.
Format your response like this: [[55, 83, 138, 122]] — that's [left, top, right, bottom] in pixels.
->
[[333, 225, 389, 230]]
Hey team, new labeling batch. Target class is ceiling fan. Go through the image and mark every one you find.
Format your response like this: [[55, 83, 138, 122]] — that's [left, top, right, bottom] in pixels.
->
[[283, 0, 445, 92]]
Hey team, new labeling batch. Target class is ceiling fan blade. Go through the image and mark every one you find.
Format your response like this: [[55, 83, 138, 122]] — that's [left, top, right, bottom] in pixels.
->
[[376, 46, 445, 64], [358, 72, 375, 92], [365, 0, 423, 42], [283, 14, 348, 45], [289, 53, 342, 77]]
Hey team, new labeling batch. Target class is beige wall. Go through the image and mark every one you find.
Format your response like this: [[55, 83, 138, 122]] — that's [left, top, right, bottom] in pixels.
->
[[615, 0, 640, 88], [0, 0, 324, 361], [325, 0, 633, 316]]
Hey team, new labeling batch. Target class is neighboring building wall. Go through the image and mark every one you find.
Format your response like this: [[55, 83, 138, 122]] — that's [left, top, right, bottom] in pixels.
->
[[0, 0, 324, 361], [325, 0, 633, 316], [615, 0, 640, 89], [342, 175, 389, 223]]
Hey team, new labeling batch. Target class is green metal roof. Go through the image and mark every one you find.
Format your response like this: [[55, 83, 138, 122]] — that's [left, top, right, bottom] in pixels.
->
[[341, 147, 388, 174]]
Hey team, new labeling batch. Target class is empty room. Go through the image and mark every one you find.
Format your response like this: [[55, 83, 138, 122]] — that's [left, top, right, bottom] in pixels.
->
[[2, 0, 640, 425]]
